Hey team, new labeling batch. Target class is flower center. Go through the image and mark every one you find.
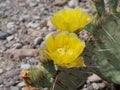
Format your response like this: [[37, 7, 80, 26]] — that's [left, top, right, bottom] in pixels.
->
[[57, 47, 73, 55]]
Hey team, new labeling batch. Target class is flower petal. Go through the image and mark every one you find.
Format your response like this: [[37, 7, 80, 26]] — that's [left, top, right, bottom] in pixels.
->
[[51, 8, 92, 32], [62, 57, 86, 68], [45, 31, 86, 68]]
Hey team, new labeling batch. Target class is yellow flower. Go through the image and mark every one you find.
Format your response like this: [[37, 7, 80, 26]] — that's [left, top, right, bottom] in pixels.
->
[[45, 31, 85, 68], [51, 8, 92, 32]]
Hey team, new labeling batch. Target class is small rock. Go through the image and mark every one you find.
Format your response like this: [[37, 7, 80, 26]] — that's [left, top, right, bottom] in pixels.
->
[[28, 28, 41, 36], [4, 80, 15, 86], [26, 22, 39, 28], [0, 87, 8, 90], [0, 84, 4, 88], [7, 22, 15, 29], [0, 32, 10, 40], [68, 0, 79, 8], [18, 29, 28, 35], [26, 0, 38, 7], [41, 27, 49, 36], [13, 76, 20, 81], [98, 83, 106, 89], [83, 8, 90, 12], [6, 35, 14, 42], [5, 41, 15, 48], [92, 83, 99, 90], [40, 20, 47, 28], [0, 45, 6, 53], [19, 15, 30, 22], [81, 0, 86, 2], [2, 70, 20, 79], [53, 0, 67, 6], [40, 41, 45, 48], [34, 37, 43, 45], [86, 85, 93, 90], [7, 22, 16, 34], [28, 59, 39, 66], [20, 64, 31, 69], [12, 43, 22, 49], [0, 2, 7, 8], [0, 78, 3, 84], [17, 82, 26, 87], [82, 88, 87, 90], [29, 2, 38, 7], [47, 20, 53, 27], [48, 27, 55, 32], [33, 16, 41, 20], [10, 86, 19, 90], [0, 69, 3, 74], [87, 74, 102, 82]]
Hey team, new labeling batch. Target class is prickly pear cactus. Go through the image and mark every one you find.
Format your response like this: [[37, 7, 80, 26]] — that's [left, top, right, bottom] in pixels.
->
[[21, 1, 120, 89], [54, 68, 89, 90], [85, 12, 120, 84], [23, 49, 90, 90], [38, 49, 90, 90]]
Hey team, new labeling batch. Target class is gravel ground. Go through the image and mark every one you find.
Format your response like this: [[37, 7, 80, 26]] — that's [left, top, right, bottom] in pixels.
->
[[0, 0, 120, 90]]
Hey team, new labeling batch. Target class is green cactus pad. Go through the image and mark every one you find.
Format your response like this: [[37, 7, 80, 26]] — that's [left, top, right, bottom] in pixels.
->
[[85, 12, 120, 84], [54, 68, 90, 90]]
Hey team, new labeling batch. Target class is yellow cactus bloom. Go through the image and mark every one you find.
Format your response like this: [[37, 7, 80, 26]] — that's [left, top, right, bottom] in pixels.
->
[[45, 31, 85, 68], [51, 8, 92, 32]]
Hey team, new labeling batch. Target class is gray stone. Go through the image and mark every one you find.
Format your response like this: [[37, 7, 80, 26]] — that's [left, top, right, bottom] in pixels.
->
[[98, 83, 106, 89], [6, 22, 16, 34], [0, 32, 10, 40], [18, 29, 28, 35], [5, 41, 15, 48], [86, 85, 93, 90], [82, 88, 87, 90], [40, 41, 45, 48], [7, 22, 15, 29], [0, 69, 3, 74], [11, 16, 19, 21], [81, 0, 86, 2], [0, 3, 7, 8], [12, 43, 22, 49], [53, 0, 67, 6], [68, 0, 79, 8], [20, 64, 30, 69], [33, 16, 41, 20], [87, 74, 102, 82], [26, 0, 38, 7], [92, 83, 99, 90], [10, 86, 19, 90], [4, 80, 15, 87], [0, 87, 8, 90], [0, 78, 3, 84], [19, 15, 30, 22], [17, 82, 26, 87], [28, 59, 39, 66], [29, 2, 38, 7], [13, 76, 20, 81], [6, 66, 13, 71], [26, 22, 39, 28], [0, 84, 4, 88], [2, 69, 20, 78], [83, 8, 90, 12], [0, 10, 4, 16], [40, 20, 47, 28], [6, 35, 14, 42], [34, 37, 43, 45]]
